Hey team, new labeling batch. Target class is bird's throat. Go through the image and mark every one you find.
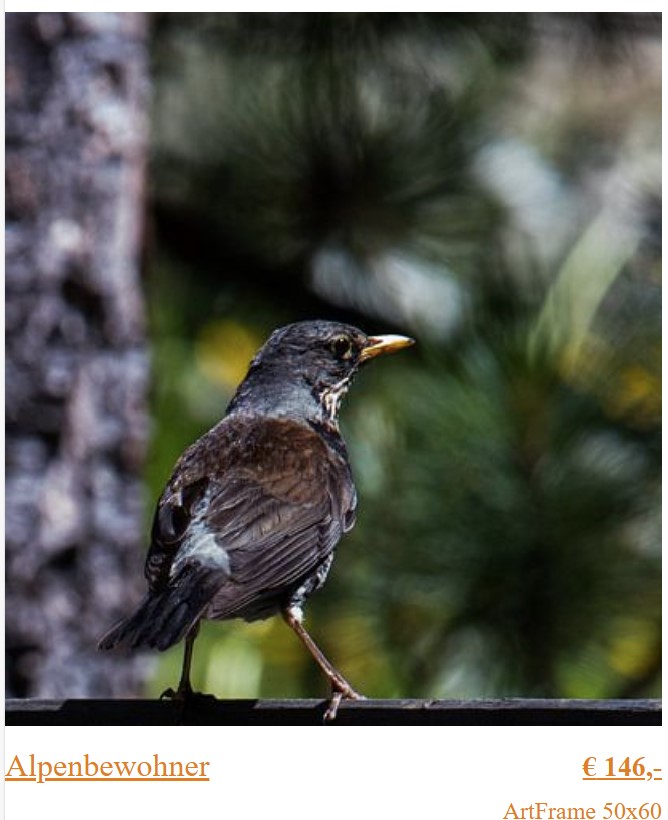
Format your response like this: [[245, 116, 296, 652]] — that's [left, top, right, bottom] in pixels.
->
[[318, 378, 352, 429]]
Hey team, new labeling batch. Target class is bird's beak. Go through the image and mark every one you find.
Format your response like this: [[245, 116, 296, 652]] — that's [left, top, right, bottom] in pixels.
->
[[359, 334, 415, 363]]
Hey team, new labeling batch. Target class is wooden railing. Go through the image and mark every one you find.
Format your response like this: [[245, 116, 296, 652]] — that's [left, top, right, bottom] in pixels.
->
[[5, 698, 661, 726]]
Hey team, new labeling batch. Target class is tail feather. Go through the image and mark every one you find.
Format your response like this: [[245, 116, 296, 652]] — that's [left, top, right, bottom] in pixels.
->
[[98, 563, 226, 652]]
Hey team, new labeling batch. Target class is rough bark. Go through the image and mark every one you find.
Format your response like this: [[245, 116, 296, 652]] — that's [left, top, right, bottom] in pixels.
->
[[5, 12, 151, 697]]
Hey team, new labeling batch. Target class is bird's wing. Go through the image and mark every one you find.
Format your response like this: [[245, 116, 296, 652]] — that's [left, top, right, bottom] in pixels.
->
[[203, 471, 344, 619], [145, 418, 356, 621]]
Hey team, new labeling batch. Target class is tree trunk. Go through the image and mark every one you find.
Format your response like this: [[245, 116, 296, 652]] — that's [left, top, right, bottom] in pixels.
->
[[5, 12, 151, 697]]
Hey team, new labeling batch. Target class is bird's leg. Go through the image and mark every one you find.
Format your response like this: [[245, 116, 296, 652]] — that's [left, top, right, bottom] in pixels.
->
[[160, 622, 200, 701], [282, 607, 364, 721]]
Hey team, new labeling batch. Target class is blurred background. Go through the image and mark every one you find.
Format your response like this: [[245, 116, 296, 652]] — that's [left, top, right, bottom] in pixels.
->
[[6, 13, 661, 702]]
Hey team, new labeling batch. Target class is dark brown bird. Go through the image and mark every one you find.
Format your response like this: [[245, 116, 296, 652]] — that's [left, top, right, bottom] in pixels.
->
[[99, 319, 414, 719]]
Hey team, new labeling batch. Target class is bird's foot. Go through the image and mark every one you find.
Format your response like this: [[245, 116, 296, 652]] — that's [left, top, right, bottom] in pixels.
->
[[160, 684, 192, 702], [323, 681, 365, 722], [160, 684, 217, 724], [161, 685, 217, 704]]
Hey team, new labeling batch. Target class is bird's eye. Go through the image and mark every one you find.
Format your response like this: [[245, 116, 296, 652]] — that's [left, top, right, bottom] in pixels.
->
[[330, 335, 353, 360]]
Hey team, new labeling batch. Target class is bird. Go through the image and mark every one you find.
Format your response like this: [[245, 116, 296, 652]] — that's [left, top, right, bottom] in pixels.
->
[[99, 319, 414, 719]]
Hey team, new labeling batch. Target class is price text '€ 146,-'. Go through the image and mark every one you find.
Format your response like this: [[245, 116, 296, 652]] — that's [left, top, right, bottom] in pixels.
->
[[582, 758, 662, 783], [502, 757, 663, 820]]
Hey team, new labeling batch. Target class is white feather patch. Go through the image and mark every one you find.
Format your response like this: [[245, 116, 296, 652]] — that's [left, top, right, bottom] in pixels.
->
[[171, 520, 231, 578]]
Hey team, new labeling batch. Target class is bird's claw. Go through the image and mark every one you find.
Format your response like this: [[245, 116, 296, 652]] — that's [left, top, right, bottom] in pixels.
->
[[160, 685, 217, 725], [161, 686, 217, 705], [323, 683, 365, 722], [160, 685, 192, 702]]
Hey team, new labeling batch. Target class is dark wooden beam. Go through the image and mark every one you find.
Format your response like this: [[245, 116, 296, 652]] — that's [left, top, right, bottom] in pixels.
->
[[5, 698, 661, 726]]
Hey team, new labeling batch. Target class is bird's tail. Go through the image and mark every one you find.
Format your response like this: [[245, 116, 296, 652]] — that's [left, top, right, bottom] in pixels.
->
[[98, 564, 226, 652]]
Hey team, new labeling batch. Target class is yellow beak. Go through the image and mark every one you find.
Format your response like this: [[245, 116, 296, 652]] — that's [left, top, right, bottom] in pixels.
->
[[359, 334, 415, 363]]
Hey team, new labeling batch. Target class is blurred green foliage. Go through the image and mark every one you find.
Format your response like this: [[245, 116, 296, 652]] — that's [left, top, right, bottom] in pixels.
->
[[144, 13, 660, 700]]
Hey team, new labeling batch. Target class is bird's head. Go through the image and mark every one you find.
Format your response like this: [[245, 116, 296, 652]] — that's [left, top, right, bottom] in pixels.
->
[[227, 320, 414, 427]]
